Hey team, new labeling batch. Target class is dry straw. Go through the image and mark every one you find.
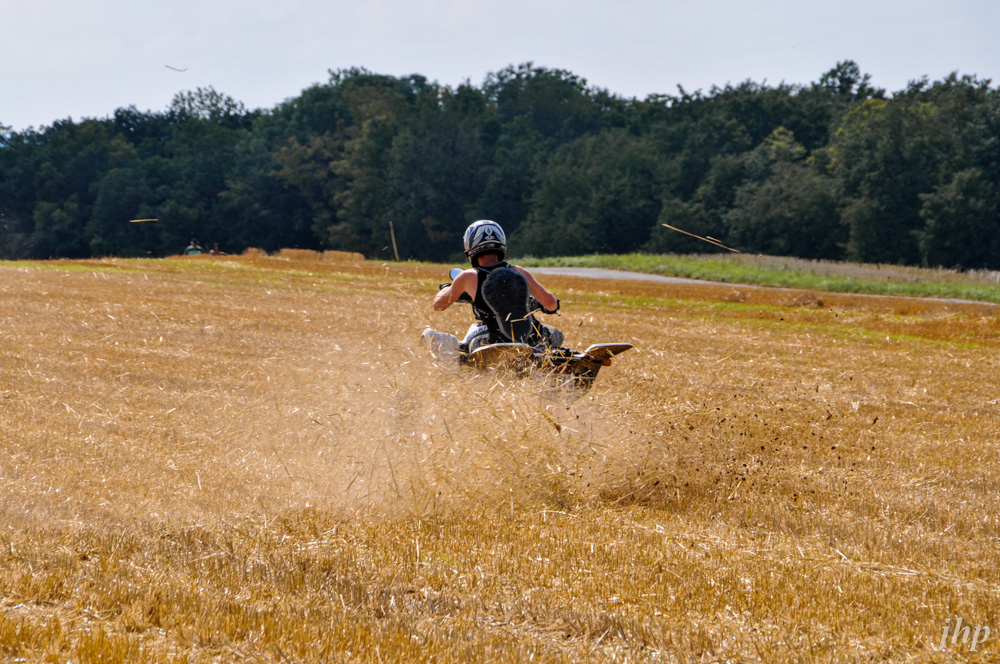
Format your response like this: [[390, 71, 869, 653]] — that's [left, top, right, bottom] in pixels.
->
[[1, 255, 999, 662]]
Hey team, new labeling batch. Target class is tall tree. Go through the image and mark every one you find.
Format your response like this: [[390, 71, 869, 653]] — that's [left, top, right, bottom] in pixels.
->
[[520, 128, 660, 255], [20, 119, 135, 257], [478, 64, 624, 234], [152, 88, 257, 253], [918, 168, 1000, 269], [1, 62, 996, 267], [830, 98, 950, 263], [727, 128, 843, 258], [386, 83, 489, 261]]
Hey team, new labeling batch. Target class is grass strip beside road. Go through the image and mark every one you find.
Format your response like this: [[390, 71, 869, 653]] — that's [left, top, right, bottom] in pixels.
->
[[517, 253, 1000, 304]]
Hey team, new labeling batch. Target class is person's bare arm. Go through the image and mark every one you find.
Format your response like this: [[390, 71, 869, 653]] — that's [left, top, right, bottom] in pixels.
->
[[513, 265, 558, 312], [433, 269, 477, 311]]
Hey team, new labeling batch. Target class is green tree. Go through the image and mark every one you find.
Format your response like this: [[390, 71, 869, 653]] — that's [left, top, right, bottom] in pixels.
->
[[476, 116, 544, 236], [273, 132, 345, 246], [478, 64, 625, 234], [170, 87, 258, 127], [32, 198, 86, 257], [816, 60, 883, 102], [644, 198, 718, 254], [327, 83, 412, 256], [0, 207, 30, 258], [829, 75, 1000, 266], [918, 168, 1000, 268], [729, 162, 842, 258], [19, 119, 135, 257], [219, 129, 316, 253], [386, 84, 489, 261], [2, 62, 996, 265], [520, 129, 660, 255], [151, 88, 256, 253], [830, 99, 950, 263], [483, 63, 616, 142], [86, 166, 155, 256], [727, 128, 844, 258], [271, 69, 438, 257], [0, 127, 42, 257], [223, 76, 363, 252]]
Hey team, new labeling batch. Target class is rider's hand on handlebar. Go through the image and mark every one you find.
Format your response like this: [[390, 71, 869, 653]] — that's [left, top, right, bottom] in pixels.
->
[[441, 281, 472, 303], [529, 297, 560, 314]]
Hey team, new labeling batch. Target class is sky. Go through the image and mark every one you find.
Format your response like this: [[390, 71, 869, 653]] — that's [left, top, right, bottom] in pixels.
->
[[2, 0, 999, 132]]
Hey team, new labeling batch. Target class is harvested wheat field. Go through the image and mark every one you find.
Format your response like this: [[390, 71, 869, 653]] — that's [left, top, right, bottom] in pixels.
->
[[2, 253, 1000, 663]]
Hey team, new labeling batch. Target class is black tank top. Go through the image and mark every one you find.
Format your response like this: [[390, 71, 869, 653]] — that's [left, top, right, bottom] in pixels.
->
[[472, 261, 510, 340]]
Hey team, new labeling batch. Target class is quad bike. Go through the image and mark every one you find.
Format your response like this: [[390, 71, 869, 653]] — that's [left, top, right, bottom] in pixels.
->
[[424, 267, 632, 391]]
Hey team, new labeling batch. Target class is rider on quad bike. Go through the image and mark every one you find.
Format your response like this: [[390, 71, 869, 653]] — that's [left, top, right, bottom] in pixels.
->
[[424, 220, 564, 361]]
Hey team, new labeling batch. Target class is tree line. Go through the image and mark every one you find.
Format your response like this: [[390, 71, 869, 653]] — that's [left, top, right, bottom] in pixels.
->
[[2, 61, 999, 268]]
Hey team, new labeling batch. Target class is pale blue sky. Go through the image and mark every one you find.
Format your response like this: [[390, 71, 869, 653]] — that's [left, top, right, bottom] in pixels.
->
[[2, 0, 998, 131]]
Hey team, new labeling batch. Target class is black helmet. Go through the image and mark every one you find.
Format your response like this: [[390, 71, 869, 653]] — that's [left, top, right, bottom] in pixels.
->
[[463, 220, 506, 264]]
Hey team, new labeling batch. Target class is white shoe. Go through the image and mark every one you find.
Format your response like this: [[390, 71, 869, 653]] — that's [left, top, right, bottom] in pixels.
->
[[422, 328, 460, 361]]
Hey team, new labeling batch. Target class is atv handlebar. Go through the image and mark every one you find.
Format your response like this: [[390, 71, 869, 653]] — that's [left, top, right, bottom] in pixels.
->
[[440, 281, 473, 304], [531, 297, 560, 315]]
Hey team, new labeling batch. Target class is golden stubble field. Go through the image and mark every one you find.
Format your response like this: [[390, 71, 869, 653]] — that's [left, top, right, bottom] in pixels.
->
[[2, 253, 1000, 663]]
